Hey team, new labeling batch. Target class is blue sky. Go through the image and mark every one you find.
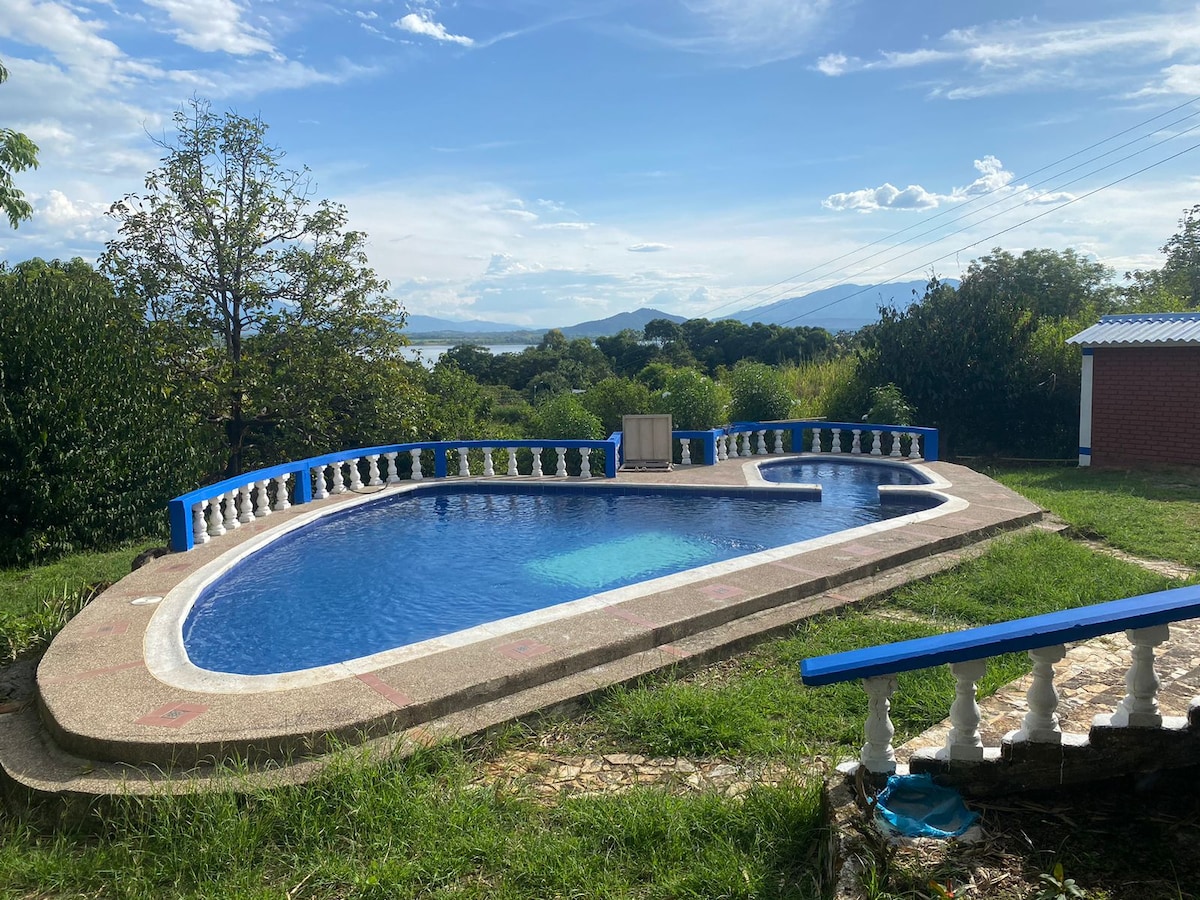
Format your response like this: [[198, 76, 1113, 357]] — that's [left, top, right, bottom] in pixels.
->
[[3, 1, 1200, 327]]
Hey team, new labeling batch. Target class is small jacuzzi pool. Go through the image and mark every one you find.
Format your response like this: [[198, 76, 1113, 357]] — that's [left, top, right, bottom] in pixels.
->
[[163, 460, 946, 679]]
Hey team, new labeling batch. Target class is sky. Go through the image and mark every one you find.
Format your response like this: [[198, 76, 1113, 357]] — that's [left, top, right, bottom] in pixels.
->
[[3, 1, 1200, 328]]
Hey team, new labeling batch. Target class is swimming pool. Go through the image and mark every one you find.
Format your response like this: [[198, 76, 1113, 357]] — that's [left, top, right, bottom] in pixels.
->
[[169, 461, 944, 678]]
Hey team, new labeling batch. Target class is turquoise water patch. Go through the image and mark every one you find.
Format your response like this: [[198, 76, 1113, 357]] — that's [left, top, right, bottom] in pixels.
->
[[525, 532, 716, 590]]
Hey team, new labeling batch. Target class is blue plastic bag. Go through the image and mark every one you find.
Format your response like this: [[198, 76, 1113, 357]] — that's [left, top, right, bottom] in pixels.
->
[[873, 773, 979, 839]]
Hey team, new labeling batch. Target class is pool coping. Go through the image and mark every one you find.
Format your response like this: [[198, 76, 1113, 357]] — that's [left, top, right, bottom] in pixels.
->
[[11, 457, 1043, 789]]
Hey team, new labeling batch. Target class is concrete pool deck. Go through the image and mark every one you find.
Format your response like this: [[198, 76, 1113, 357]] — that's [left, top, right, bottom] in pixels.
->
[[1, 457, 1043, 795]]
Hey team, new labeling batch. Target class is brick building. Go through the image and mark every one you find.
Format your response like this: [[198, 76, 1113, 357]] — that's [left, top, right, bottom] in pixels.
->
[[1067, 313, 1200, 467]]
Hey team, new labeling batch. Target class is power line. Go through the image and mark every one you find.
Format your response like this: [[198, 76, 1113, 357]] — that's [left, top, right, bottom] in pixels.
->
[[693, 94, 1200, 321]]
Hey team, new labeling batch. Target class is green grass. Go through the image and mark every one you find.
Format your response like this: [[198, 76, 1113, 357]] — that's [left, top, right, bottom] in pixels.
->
[[989, 464, 1200, 567]]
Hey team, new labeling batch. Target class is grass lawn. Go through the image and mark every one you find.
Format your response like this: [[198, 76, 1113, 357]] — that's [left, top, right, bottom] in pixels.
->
[[0, 471, 1196, 898]]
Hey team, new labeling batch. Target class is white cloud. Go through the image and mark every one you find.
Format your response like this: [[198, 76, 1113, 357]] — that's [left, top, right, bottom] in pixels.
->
[[823, 156, 1017, 212], [1134, 63, 1200, 97], [633, 0, 836, 65], [395, 12, 474, 46], [814, 52, 851, 75], [628, 242, 672, 252], [143, 0, 274, 56]]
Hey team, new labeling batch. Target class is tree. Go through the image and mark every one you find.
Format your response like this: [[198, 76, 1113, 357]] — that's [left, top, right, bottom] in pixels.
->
[[103, 99, 403, 476], [661, 368, 728, 430], [1122, 205, 1200, 310], [0, 59, 40, 229], [581, 377, 655, 434], [0, 259, 203, 563], [725, 361, 794, 422]]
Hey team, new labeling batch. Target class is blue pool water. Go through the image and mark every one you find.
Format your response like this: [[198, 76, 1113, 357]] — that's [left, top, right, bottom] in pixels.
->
[[184, 463, 939, 675]]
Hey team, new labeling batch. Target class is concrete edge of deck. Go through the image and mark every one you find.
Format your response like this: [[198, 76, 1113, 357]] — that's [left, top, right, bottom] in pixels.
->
[[1, 459, 1044, 796]]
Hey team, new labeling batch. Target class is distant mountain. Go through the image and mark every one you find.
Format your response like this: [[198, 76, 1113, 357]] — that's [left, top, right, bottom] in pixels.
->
[[729, 279, 957, 332], [559, 307, 686, 339], [404, 313, 542, 334]]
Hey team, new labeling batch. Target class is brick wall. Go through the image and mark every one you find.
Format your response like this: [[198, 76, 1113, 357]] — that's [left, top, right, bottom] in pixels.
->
[[1091, 347, 1200, 466]]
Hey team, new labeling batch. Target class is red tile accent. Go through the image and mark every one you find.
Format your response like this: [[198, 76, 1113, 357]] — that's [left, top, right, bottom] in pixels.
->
[[82, 621, 130, 638], [606, 605, 658, 628], [135, 702, 208, 728], [660, 644, 689, 658], [40, 660, 145, 686], [356, 673, 414, 708], [496, 638, 552, 660], [700, 584, 744, 600]]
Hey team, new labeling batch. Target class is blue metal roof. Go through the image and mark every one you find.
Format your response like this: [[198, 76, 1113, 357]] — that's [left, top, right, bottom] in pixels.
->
[[1067, 312, 1200, 346]]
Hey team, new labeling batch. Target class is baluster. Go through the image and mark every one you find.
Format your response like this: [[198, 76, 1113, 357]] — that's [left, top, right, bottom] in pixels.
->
[[889, 432, 903, 458], [580, 450, 592, 479], [409, 449, 424, 480], [555, 447, 568, 477], [1110, 624, 1170, 727], [312, 465, 329, 499], [193, 500, 210, 545], [772, 429, 784, 454], [254, 479, 271, 517], [458, 448, 471, 477], [860, 675, 898, 774], [831, 428, 842, 453], [726, 433, 738, 458], [329, 463, 345, 494], [367, 455, 382, 486], [680, 438, 692, 466], [224, 490, 241, 530], [870, 430, 883, 456], [506, 447, 519, 476], [851, 429, 862, 454], [385, 453, 400, 484], [272, 474, 291, 512], [207, 495, 226, 537], [531, 447, 544, 477], [1011, 645, 1067, 743], [810, 427, 822, 453], [739, 432, 751, 456], [478, 447, 492, 477], [908, 433, 922, 459], [237, 484, 254, 523], [348, 458, 364, 490], [944, 659, 987, 760], [754, 430, 766, 455]]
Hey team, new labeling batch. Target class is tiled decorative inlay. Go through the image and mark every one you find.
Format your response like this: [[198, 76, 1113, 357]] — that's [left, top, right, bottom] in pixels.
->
[[356, 673, 414, 708], [700, 584, 744, 600], [606, 605, 658, 628], [82, 621, 130, 638], [134, 702, 209, 728], [660, 644, 689, 658], [496, 637, 553, 660]]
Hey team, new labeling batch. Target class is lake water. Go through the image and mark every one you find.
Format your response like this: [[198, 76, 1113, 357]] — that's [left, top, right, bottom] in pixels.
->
[[401, 344, 533, 366]]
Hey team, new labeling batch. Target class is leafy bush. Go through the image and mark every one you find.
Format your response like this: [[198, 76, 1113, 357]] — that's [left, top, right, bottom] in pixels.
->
[[661, 369, 728, 430], [725, 360, 795, 422], [581, 377, 655, 434], [531, 393, 604, 440]]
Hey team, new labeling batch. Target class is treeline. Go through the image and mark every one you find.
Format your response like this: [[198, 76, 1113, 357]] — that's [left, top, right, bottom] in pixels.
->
[[3, 95, 1199, 565]]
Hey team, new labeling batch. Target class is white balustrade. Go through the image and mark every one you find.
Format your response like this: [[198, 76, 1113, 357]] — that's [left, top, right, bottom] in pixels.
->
[[870, 430, 883, 456], [224, 490, 240, 530], [861, 675, 898, 774], [555, 447, 568, 477], [254, 480, 271, 517], [237, 484, 254, 523], [409, 449, 423, 480], [482, 447, 495, 477], [727, 434, 738, 458], [507, 447, 519, 476], [1109, 624, 1170, 728], [831, 428, 842, 453], [755, 430, 767, 455], [385, 453, 400, 484], [272, 474, 291, 511], [1010, 645, 1067, 743], [330, 463, 346, 495], [680, 438, 692, 466], [366, 455, 382, 486], [810, 427, 822, 454], [739, 432, 751, 457], [580, 450, 592, 479], [458, 448, 471, 477], [889, 433, 903, 458], [944, 659, 987, 760], [851, 429, 862, 454], [907, 433, 922, 460], [347, 458, 362, 490], [193, 500, 210, 545], [772, 429, 784, 454], [532, 447, 544, 477], [206, 495, 225, 537]]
